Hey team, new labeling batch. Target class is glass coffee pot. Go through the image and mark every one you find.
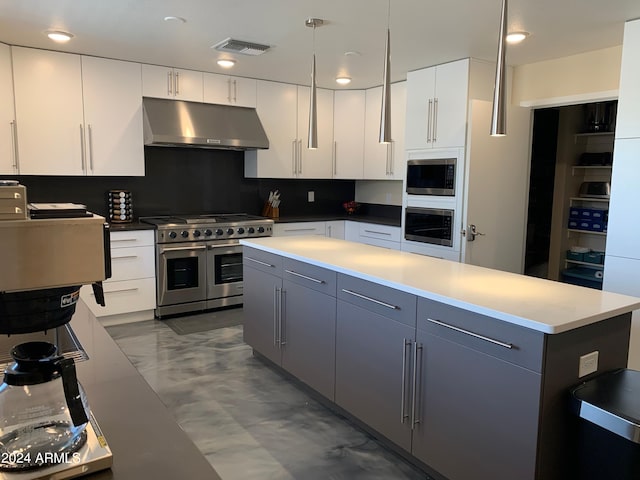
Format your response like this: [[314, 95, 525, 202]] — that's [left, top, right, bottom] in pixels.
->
[[0, 341, 89, 471]]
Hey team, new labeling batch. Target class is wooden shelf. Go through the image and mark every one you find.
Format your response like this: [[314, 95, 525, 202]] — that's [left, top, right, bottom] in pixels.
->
[[565, 259, 604, 269], [568, 229, 607, 236], [574, 132, 615, 138], [570, 197, 609, 204]]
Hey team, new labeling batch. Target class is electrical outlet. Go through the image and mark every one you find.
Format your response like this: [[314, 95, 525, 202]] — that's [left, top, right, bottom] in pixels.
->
[[308, 191, 314, 202], [578, 351, 599, 378]]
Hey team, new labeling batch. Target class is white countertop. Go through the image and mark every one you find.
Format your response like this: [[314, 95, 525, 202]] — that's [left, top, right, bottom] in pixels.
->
[[241, 236, 640, 334]]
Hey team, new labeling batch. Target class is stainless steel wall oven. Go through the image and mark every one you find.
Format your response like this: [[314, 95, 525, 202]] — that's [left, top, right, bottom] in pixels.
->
[[404, 207, 454, 247]]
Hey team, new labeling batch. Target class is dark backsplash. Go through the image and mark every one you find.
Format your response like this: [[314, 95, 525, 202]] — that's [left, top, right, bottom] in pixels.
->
[[13, 147, 356, 219]]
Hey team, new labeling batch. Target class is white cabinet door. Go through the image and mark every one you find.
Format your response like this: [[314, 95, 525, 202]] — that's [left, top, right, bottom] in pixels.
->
[[333, 90, 365, 179], [616, 19, 640, 139], [432, 59, 469, 149], [273, 222, 327, 236], [0, 44, 15, 175], [405, 67, 436, 150], [141, 64, 203, 102], [388, 81, 406, 180], [12, 47, 85, 175], [244, 80, 298, 178], [297, 86, 334, 178], [363, 86, 389, 179], [203, 73, 256, 107], [81, 56, 144, 176]]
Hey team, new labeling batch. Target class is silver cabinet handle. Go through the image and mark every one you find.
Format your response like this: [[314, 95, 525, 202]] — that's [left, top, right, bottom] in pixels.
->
[[161, 245, 207, 253], [105, 287, 139, 294], [389, 140, 395, 175], [433, 97, 438, 142], [79, 124, 86, 172], [87, 124, 94, 171], [427, 99, 433, 143], [341, 289, 399, 310], [427, 318, 514, 349], [245, 256, 275, 268], [284, 227, 316, 232], [411, 341, 423, 429], [385, 142, 391, 175], [10, 120, 19, 171], [273, 286, 279, 346], [227, 78, 232, 103], [112, 255, 138, 260], [233, 79, 237, 103], [280, 288, 286, 346], [174, 71, 180, 95], [292, 140, 297, 175], [364, 229, 392, 236], [167, 71, 173, 96], [284, 269, 325, 284], [400, 339, 411, 423], [298, 139, 302, 175], [327, 225, 332, 237], [111, 238, 138, 243]]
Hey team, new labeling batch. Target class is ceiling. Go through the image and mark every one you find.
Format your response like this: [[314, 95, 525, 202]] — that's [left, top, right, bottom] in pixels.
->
[[1, 0, 639, 90]]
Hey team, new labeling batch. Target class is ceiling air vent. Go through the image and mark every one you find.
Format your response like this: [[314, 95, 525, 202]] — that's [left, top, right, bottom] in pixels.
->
[[212, 37, 271, 56]]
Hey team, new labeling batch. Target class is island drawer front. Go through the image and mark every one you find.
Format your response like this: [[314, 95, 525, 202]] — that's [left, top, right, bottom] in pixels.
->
[[243, 247, 283, 276], [337, 274, 417, 328], [417, 298, 545, 372], [110, 229, 154, 248], [283, 258, 337, 296], [107, 246, 155, 283]]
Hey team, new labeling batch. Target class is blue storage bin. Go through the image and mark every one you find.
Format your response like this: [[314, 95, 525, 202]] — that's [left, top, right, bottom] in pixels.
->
[[578, 219, 592, 230], [569, 207, 582, 218], [583, 252, 604, 264], [567, 250, 585, 261], [568, 219, 580, 229], [561, 267, 603, 290], [580, 208, 594, 218], [589, 221, 605, 232], [590, 209, 607, 220]]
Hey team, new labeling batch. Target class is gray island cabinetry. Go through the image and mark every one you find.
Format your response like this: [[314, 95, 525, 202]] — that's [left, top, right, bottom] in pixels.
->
[[240, 236, 640, 480], [243, 246, 337, 400]]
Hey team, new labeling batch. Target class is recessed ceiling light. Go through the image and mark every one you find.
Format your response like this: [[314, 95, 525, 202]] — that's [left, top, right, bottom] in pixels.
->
[[164, 16, 186, 23], [336, 77, 352, 85], [217, 59, 236, 68], [45, 30, 74, 43], [506, 31, 529, 44]]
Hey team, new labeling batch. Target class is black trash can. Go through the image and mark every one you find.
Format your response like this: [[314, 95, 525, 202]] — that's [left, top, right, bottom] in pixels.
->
[[572, 369, 640, 480]]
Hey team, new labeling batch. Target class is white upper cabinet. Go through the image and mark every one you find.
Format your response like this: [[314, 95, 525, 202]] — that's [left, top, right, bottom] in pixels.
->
[[405, 59, 470, 150], [141, 64, 203, 102], [363, 81, 406, 180], [81, 56, 144, 176], [245, 80, 298, 178], [203, 73, 257, 107], [615, 19, 640, 139], [12, 47, 85, 175], [333, 90, 365, 179], [0, 43, 16, 175], [296, 85, 334, 178]]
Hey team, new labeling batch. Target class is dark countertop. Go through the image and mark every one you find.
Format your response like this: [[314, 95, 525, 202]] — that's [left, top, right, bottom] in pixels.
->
[[274, 214, 401, 227], [70, 301, 221, 479]]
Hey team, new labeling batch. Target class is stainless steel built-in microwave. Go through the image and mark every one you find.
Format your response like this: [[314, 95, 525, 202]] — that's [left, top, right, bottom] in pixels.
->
[[406, 158, 456, 196], [404, 207, 454, 247]]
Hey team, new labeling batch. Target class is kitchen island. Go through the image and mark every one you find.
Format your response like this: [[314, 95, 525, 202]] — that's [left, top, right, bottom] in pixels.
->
[[240, 235, 640, 480], [67, 301, 220, 479]]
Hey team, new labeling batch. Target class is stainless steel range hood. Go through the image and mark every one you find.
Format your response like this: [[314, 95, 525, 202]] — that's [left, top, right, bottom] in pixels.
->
[[142, 97, 269, 150]]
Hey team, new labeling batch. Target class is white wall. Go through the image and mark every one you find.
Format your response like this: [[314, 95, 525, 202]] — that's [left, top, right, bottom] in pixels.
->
[[512, 46, 622, 107], [355, 180, 403, 206]]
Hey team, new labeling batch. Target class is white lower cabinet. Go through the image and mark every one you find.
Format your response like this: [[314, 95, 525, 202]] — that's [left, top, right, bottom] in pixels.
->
[[80, 230, 156, 324], [345, 221, 401, 250], [273, 221, 327, 237], [325, 220, 345, 239]]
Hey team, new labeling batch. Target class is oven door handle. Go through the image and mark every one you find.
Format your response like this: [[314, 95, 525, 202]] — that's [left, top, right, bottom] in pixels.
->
[[207, 244, 242, 250], [160, 245, 207, 253]]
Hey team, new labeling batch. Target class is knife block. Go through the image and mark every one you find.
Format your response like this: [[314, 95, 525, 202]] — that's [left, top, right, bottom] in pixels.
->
[[262, 202, 279, 219]]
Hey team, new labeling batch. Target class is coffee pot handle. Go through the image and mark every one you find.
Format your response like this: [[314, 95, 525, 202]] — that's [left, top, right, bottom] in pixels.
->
[[57, 357, 89, 427]]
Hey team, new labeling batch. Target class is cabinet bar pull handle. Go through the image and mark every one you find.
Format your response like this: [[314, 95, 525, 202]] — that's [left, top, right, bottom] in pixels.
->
[[112, 255, 138, 260], [87, 124, 94, 171], [167, 71, 172, 95], [245, 256, 275, 268], [298, 139, 302, 174], [401, 339, 411, 423], [433, 98, 438, 142], [285, 227, 316, 232], [389, 140, 395, 175], [227, 78, 232, 103], [364, 230, 392, 236], [427, 99, 433, 143], [10, 121, 19, 171], [284, 269, 325, 284], [341, 289, 399, 310], [174, 71, 180, 95], [292, 140, 297, 175], [427, 318, 514, 349], [411, 341, 423, 428], [105, 287, 139, 294], [273, 286, 279, 346], [280, 288, 286, 346], [161, 245, 207, 252], [233, 79, 237, 103], [79, 124, 86, 172], [111, 238, 138, 243]]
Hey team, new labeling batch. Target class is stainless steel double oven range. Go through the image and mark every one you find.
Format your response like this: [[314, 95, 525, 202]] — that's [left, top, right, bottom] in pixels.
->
[[141, 214, 273, 318]]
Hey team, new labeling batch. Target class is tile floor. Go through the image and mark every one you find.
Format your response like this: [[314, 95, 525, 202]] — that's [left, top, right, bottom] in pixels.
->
[[106, 308, 430, 480]]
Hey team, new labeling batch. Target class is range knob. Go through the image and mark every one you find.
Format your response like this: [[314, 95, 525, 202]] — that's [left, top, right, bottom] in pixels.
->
[[215, 228, 224, 236], [248, 227, 255, 234], [257, 226, 265, 233], [193, 230, 201, 238], [226, 228, 235, 235], [181, 231, 189, 238], [204, 229, 213, 237], [237, 227, 245, 235], [169, 231, 177, 239]]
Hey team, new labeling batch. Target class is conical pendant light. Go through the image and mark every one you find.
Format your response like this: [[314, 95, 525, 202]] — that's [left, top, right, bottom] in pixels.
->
[[379, 0, 392, 144], [305, 18, 324, 149], [490, 0, 508, 136]]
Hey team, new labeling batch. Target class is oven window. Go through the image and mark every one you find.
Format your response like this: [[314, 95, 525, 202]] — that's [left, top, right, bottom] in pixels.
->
[[405, 208, 453, 246], [215, 252, 243, 284], [167, 257, 200, 290]]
